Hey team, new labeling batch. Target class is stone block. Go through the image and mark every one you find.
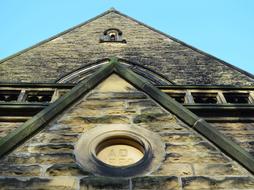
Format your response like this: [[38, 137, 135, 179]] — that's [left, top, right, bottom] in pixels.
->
[[0, 122, 23, 138], [47, 123, 85, 134], [4, 153, 75, 164], [166, 142, 217, 154], [87, 92, 147, 100], [132, 176, 180, 190], [138, 122, 188, 133], [79, 100, 126, 109], [165, 152, 230, 164], [193, 163, 248, 176], [80, 177, 129, 190], [133, 113, 175, 124], [0, 177, 78, 190], [140, 107, 166, 114], [160, 133, 203, 145], [29, 132, 79, 143], [56, 116, 96, 131], [18, 143, 74, 154], [46, 163, 90, 176], [78, 115, 130, 124], [182, 176, 254, 190], [0, 165, 41, 176], [127, 99, 157, 108], [68, 108, 102, 116], [100, 107, 137, 115], [152, 163, 193, 176]]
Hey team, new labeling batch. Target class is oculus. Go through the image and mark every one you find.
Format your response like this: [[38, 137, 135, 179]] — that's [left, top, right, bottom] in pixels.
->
[[96, 136, 145, 167], [74, 125, 165, 177]]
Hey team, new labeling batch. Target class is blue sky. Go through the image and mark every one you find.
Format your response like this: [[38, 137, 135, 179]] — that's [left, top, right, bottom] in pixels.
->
[[1, 0, 254, 74]]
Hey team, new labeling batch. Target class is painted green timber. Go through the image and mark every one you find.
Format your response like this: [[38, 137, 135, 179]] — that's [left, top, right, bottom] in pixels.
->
[[114, 61, 254, 174], [0, 60, 115, 157]]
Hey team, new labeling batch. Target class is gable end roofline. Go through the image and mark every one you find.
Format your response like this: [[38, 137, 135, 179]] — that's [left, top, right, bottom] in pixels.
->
[[0, 57, 253, 174], [0, 8, 253, 80], [0, 9, 114, 64], [111, 9, 254, 79]]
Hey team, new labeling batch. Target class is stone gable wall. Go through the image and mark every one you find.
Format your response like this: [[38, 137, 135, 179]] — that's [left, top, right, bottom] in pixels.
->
[[0, 11, 253, 85], [0, 75, 253, 189]]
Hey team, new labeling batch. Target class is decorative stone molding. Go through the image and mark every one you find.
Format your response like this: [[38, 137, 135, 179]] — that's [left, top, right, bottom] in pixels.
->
[[74, 125, 165, 177]]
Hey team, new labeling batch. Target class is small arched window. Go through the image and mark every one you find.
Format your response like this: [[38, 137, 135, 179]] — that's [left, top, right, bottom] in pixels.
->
[[100, 28, 126, 43]]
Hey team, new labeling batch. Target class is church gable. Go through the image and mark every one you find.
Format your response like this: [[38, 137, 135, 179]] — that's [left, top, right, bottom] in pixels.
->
[[0, 71, 253, 189], [0, 9, 253, 85]]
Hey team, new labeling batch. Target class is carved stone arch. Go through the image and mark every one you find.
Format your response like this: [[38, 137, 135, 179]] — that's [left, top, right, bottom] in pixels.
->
[[56, 58, 174, 85]]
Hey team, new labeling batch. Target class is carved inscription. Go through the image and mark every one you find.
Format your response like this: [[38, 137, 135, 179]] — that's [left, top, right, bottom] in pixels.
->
[[97, 145, 144, 166]]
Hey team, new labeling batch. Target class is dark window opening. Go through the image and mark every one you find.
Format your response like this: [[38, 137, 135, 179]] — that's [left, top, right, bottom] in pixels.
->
[[25, 91, 54, 103], [167, 93, 185, 103], [100, 28, 126, 43], [223, 93, 250, 104], [109, 33, 116, 41], [0, 90, 20, 102], [192, 92, 218, 104]]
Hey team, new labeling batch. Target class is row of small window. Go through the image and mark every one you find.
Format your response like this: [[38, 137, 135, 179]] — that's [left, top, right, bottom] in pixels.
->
[[0, 90, 253, 104], [0, 90, 54, 103], [167, 92, 254, 104]]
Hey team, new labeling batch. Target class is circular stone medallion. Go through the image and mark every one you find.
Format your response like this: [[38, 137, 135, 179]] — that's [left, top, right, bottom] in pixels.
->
[[74, 125, 165, 177]]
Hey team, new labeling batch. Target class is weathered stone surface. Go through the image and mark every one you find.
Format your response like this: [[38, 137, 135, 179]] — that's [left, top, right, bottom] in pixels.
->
[[4, 153, 75, 164], [0, 74, 252, 189], [46, 124, 85, 133], [87, 92, 147, 100], [153, 163, 193, 176], [127, 99, 157, 108], [166, 142, 218, 153], [160, 133, 203, 145], [78, 115, 130, 124], [140, 107, 166, 114], [46, 163, 90, 176], [132, 176, 180, 190], [240, 141, 254, 151], [133, 113, 175, 124], [0, 177, 78, 190], [165, 152, 230, 164], [80, 177, 129, 190], [211, 122, 254, 155], [138, 122, 189, 133], [79, 100, 126, 109], [100, 108, 137, 115], [1, 10, 253, 86], [211, 122, 254, 132], [17, 144, 74, 154], [182, 176, 254, 190], [193, 163, 249, 176], [29, 132, 79, 143], [228, 134, 254, 142], [94, 74, 136, 92], [56, 116, 92, 129], [0, 122, 23, 138], [0, 165, 41, 176], [68, 108, 102, 117]]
